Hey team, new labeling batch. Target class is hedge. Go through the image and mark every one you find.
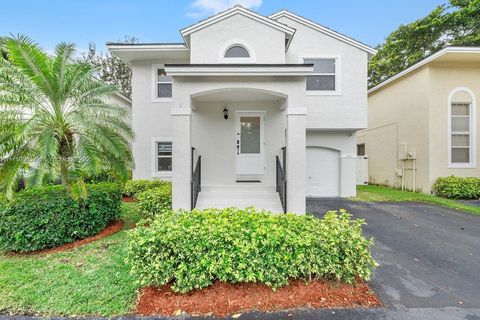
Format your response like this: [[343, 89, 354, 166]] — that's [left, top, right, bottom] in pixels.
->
[[0, 182, 122, 252], [433, 176, 480, 199], [123, 179, 168, 197], [136, 183, 172, 218], [127, 208, 377, 293]]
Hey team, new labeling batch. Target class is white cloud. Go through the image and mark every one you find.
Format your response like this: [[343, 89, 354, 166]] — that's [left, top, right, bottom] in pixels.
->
[[186, 0, 262, 18]]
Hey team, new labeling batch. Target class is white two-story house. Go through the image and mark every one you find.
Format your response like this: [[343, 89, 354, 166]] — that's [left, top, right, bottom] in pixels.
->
[[108, 6, 375, 214]]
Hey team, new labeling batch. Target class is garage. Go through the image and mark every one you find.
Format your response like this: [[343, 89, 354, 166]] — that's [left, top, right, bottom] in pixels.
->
[[306, 147, 340, 197]]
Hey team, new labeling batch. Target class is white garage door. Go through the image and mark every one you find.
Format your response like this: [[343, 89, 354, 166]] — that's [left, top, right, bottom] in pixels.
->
[[306, 147, 340, 197]]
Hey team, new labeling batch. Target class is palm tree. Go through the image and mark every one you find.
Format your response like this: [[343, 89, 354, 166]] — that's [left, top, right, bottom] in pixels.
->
[[0, 35, 133, 198]]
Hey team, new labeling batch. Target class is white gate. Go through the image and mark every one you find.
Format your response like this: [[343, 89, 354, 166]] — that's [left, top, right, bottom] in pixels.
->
[[356, 156, 368, 185]]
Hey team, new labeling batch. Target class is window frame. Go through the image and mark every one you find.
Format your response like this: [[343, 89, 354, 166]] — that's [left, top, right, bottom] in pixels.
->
[[151, 137, 173, 178], [302, 56, 341, 96], [224, 45, 250, 58], [448, 87, 477, 168], [151, 64, 173, 103], [218, 39, 256, 63]]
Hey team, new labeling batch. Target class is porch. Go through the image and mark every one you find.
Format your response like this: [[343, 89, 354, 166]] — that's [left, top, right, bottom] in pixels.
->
[[171, 88, 307, 214]]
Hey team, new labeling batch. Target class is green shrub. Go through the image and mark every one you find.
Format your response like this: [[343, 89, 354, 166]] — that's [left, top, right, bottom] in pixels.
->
[[83, 170, 127, 184], [0, 182, 122, 253], [127, 208, 377, 293], [433, 176, 480, 199], [136, 184, 172, 218], [123, 179, 168, 197]]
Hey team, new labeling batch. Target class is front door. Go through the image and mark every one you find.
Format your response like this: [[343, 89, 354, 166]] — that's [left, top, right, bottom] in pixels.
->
[[235, 111, 265, 176]]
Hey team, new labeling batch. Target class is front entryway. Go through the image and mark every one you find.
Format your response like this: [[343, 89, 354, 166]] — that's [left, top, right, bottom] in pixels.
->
[[235, 111, 265, 177], [306, 147, 340, 197]]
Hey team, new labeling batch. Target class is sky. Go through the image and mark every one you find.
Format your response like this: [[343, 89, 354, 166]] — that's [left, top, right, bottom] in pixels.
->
[[0, 0, 447, 54]]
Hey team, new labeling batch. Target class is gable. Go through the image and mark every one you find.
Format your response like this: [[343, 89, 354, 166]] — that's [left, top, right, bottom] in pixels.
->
[[189, 13, 287, 64], [181, 6, 294, 48]]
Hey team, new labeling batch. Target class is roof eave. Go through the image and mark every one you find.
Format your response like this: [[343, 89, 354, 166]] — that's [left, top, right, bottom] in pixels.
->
[[269, 10, 377, 56], [368, 46, 480, 94]]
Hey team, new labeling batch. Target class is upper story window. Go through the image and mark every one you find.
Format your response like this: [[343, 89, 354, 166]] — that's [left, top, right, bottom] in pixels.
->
[[219, 40, 255, 63], [224, 45, 250, 58], [152, 66, 172, 102], [448, 88, 476, 168], [304, 58, 338, 94]]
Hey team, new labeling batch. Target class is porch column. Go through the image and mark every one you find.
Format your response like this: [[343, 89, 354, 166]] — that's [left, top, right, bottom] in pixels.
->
[[171, 107, 192, 210], [286, 107, 307, 214]]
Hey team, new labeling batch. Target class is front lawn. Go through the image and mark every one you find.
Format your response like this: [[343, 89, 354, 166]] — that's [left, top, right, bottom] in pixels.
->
[[354, 185, 480, 216], [0, 203, 141, 317]]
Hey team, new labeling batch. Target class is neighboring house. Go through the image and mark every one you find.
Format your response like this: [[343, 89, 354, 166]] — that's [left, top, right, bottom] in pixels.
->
[[358, 47, 480, 193], [108, 6, 375, 214]]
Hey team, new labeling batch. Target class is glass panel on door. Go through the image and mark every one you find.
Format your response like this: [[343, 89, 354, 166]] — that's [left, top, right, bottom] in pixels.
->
[[240, 116, 261, 154]]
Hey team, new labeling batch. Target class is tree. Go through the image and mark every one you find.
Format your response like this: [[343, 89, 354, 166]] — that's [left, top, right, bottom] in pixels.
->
[[0, 35, 133, 198], [83, 36, 137, 98], [369, 0, 480, 88]]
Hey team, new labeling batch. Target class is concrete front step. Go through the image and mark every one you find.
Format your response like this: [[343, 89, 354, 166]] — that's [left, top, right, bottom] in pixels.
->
[[195, 185, 284, 213]]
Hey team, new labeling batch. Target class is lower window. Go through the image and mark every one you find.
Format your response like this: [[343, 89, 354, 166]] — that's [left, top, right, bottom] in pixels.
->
[[156, 141, 172, 172], [450, 103, 472, 164]]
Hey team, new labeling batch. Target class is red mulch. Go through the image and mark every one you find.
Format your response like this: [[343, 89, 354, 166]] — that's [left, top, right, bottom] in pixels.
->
[[122, 196, 136, 202], [8, 220, 124, 256], [136, 278, 382, 317]]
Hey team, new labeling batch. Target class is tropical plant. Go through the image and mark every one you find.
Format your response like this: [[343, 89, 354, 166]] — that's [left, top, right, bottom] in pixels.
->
[[0, 37, 7, 60], [0, 35, 133, 198]]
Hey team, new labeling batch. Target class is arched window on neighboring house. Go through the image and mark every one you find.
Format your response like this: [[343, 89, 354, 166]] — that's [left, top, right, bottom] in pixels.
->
[[448, 87, 477, 168], [224, 45, 250, 58]]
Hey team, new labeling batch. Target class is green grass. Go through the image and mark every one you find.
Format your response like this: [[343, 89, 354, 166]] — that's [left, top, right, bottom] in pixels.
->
[[0, 202, 141, 317], [354, 185, 480, 215]]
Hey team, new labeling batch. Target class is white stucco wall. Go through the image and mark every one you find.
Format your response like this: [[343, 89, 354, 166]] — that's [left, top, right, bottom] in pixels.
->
[[276, 16, 369, 130], [131, 61, 173, 179], [189, 14, 286, 64]]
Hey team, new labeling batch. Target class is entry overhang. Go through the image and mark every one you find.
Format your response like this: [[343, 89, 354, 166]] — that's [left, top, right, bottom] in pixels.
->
[[164, 64, 314, 76]]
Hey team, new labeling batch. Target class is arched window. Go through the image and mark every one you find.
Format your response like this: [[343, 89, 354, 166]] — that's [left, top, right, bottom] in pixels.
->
[[224, 45, 250, 58], [448, 87, 476, 167]]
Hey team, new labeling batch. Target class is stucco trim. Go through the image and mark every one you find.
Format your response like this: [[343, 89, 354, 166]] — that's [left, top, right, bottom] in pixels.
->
[[447, 87, 477, 169], [164, 64, 314, 76]]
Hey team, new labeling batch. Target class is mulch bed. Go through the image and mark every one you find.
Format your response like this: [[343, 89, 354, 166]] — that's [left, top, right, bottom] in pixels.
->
[[8, 220, 124, 256], [122, 196, 136, 202], [136, 278, 382, 317]]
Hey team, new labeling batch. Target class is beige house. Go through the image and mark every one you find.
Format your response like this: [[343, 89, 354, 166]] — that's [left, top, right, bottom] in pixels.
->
[[358, 47, 480, 193]]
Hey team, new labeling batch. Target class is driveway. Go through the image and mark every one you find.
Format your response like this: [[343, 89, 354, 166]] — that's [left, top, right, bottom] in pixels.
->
[[307, 199, 480, 313]]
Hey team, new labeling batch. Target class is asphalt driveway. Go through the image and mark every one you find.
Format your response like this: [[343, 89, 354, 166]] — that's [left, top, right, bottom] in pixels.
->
[[307, 198, 480, 311]]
